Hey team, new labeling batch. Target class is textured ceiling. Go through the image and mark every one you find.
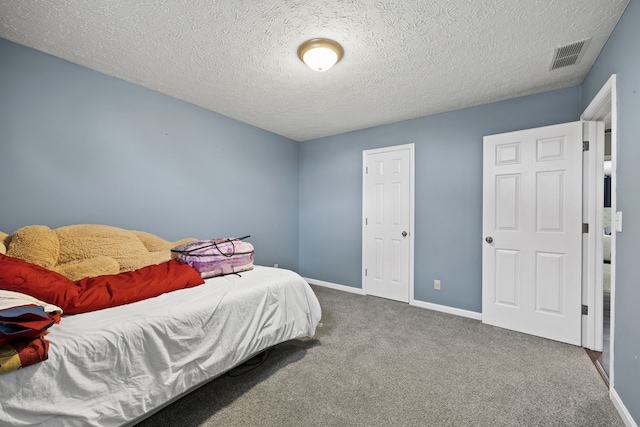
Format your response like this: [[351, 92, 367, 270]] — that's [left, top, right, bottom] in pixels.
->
[[0, 0, 629, 141]]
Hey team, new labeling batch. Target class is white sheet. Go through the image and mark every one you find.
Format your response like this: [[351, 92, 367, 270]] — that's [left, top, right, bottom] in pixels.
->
[[0, 266, 321, 427], [0, 290, 63, 314]]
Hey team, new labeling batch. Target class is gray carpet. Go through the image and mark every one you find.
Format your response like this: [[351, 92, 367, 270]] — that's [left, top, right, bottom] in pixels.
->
[[136, 285, 623, 427]]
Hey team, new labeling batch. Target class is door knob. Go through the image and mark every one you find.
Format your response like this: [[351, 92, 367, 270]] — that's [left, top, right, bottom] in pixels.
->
[[402, 231, 408, 237], [485, 236, 493, 243]]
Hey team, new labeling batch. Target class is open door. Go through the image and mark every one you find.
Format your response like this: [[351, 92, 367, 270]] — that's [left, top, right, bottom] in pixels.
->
[[482, 122, 583, 345]]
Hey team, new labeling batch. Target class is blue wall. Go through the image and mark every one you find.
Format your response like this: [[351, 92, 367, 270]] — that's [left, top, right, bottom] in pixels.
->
[[582, 0, 640, 421], [299, 87, 581, 312], [0, 38, 300, 270]]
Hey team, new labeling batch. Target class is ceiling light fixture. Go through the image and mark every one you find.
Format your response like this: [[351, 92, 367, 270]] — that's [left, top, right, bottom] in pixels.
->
[[297, 38, 344, 72]]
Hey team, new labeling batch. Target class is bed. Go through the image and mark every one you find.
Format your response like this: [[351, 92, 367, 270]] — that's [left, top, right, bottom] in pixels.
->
[[0, 265, 322, 426]]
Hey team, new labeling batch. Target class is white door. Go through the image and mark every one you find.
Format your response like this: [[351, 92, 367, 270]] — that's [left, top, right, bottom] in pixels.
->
[[363, 144, 414, 303], [482, 122, 583, 345]]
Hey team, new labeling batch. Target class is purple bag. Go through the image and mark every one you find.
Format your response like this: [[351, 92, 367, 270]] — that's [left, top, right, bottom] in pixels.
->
[[170, 236, 254, 279]]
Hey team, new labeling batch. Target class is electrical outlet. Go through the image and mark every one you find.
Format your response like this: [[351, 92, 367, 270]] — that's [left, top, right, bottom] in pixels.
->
[[616, 211, 623, 232], [434, 279, 441, 290]]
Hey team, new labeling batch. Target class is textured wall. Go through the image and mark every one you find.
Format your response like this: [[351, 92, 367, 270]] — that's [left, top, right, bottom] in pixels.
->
[[0, 38, 300, 270], [299, 87, 581, 313], [581, 0, 640, 422]]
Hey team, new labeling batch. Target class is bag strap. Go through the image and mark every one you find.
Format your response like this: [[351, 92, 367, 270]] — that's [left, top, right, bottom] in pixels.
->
[[213, 238, 234, 257]]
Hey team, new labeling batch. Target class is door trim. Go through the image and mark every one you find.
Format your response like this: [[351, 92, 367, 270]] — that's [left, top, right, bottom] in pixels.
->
[[362, 143, 415, 302], [581, 74, 617, 385]]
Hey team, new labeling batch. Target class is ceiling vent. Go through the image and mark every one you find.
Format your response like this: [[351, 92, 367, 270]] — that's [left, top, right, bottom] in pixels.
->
[[550, 38, 591, 70]]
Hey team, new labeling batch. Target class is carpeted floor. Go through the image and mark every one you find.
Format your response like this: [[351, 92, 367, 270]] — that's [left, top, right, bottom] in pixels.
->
[[136, 285, 623, 427]]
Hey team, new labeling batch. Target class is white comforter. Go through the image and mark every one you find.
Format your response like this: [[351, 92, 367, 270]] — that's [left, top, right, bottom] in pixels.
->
[[0, 266, 321, 427]]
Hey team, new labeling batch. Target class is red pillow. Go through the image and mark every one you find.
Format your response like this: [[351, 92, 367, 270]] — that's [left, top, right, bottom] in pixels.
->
[[0, 254, 205, 314], [66, 260, 205, 314], [0, 254, 79, 309]]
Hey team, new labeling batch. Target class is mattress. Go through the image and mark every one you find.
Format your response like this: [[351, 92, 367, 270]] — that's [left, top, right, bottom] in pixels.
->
[[0, 266, 321, 427]]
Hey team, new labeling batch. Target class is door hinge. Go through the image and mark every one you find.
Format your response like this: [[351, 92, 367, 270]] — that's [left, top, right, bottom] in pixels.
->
[[583, 141, 589, 151], [582, 223, 589, 233], [366, 166, 368, 174], [582, 304, 588, 315], [365, 268, 367, 277], [365, 218, 368, 225]]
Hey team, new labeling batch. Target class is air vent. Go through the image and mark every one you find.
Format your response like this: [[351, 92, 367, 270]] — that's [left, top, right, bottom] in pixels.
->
[[550, 39, 591, 70]]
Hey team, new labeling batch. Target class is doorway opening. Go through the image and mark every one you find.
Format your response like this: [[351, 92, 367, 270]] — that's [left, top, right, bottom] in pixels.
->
[[586, 127, 612, 387], [581, 75, 617, 387]]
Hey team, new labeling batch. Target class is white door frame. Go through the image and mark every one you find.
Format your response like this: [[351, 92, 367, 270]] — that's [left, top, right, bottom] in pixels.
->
[[581, 74, 617, 384], [362, 143, 415, 302]]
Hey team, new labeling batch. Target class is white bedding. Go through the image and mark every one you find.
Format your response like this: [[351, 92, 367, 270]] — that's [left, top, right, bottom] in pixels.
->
[[0, 266, 321, 427]]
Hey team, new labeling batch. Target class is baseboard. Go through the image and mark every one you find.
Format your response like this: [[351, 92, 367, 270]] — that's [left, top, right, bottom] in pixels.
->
[[304, 277, 481, 320], [304, 278, 366, 295], [611, 387, 638, 427], [410, 299, 483, 321]]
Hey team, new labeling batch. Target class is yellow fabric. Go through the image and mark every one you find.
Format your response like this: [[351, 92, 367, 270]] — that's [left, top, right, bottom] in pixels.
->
[[55, 224, 148, 267], [2, 224, 196, 281], [54, 255, 120, 281], [6, 225, 59, 269], [0, 345, 21, 374], [0, 231, 10, 254]]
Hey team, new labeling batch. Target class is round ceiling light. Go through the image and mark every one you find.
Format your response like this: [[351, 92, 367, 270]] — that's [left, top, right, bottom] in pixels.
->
[[297, 38, 344, 72]]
